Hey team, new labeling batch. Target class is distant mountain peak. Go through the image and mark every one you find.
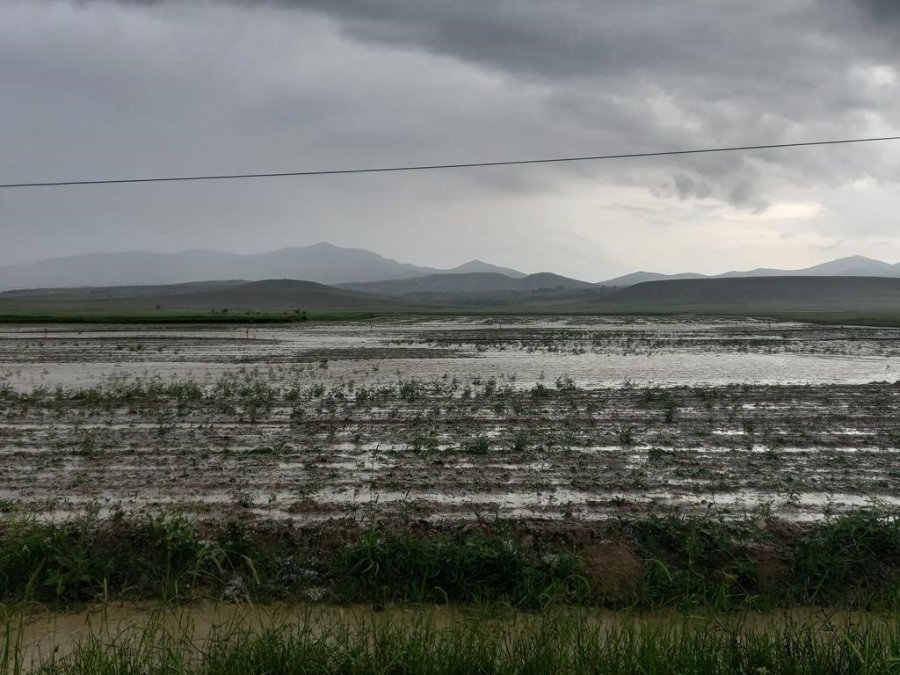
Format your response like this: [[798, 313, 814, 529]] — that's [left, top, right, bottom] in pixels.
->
[[446, 259, 526, 278], [340, 270, 591, 296], [831, 254, 882, 263], [600, 255, 900, 287]]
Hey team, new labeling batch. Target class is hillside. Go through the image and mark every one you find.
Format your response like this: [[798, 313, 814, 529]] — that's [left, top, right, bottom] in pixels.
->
[[3, 275, 900, 321], [342, 272, 592, 296], [5, 245, 899, 293], [601, 255, 900, 286], [601, 276, 900, 314], [0, 279, 413, 313], [445, 260, 527, 278], [600, 271, 706, 286], [0, 243, 526, 291], [717, 255, 900, 279], [0, 244, 442, 290]]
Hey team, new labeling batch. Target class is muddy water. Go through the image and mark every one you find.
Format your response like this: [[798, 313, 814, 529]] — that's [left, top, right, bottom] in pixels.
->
[[1, 318, 899, 391], [10, 601, 897, 668], [0, 317, 898, 522]]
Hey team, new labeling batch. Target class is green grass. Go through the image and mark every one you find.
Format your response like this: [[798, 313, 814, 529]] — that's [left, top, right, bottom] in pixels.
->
[[0, 311, 386, 324], [331, 533, 589, 608], [1, 511, 899, 611], [11, 607, 900, 674]]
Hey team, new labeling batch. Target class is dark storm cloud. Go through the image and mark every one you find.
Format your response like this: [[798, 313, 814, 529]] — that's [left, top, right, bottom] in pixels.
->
[[166, 0, 900, 214], [1, 0, 899, 275], [241, 1, 899, 75], [855, 0, 900, 25]]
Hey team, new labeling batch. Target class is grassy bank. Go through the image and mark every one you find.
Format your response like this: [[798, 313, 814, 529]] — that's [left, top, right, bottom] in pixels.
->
[[4, 604, 899, 674], [1, 511, 898, 611], [0, 311, 389, 324]]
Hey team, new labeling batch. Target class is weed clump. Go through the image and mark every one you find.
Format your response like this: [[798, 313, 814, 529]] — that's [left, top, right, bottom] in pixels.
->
[[647, 447, 671, 462], [330, 533, 589, 608], [462, 435, 491, 455], [0, 512, 899, 611], [791, 509, 900, 605]]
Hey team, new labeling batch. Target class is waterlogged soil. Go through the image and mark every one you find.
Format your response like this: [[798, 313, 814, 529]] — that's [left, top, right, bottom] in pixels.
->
[[2, 317, 900, 390], [0, 317, 898, 523]]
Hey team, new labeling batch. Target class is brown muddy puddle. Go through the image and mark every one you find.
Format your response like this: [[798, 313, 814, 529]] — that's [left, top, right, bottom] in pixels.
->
[[9, 600, 898, 668]]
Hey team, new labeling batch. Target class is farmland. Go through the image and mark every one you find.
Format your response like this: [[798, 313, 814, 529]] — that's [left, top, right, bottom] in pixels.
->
[[2, 315, 899, 672], [1, 316, 898, 522]]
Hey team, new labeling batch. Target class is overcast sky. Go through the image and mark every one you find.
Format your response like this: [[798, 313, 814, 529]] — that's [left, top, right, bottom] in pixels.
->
[[1, 0, 898, 280]]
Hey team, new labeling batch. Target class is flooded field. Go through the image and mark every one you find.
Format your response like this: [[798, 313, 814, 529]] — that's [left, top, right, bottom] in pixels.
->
[[0, 316, 898, 522]]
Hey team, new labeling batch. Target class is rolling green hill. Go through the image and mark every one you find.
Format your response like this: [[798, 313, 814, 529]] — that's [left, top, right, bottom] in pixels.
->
[[600, 276, 900, 315], [0, 279, 414, 315], [341, 272, 592, 296], [2, 275, 899, 323]]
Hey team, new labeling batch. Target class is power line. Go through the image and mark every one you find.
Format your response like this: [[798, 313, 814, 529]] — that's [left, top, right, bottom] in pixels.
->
[[1, 134, 898, 189]]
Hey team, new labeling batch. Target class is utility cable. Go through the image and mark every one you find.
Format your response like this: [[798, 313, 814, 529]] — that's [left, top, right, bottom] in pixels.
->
[[1, 134, 898, 189]]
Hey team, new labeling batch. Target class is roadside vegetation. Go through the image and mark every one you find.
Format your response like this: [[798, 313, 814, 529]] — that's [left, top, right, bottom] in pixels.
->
[[1, 511, 899, 673], [7, 605, 900, 675], [0, 510, 898, 611]]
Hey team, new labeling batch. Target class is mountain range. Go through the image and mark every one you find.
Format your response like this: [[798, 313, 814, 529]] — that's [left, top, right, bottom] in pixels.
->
[[1, 243, 899, 292], [340, 272, 592, 296], [4, 275, 900, 319], [600, 255, 900, 286], [0, 243, 523, 291]]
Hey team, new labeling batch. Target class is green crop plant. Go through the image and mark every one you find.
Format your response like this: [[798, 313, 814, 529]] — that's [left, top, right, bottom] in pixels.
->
[[330, 533, 589, 609], [462, 435, 491, 455]]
